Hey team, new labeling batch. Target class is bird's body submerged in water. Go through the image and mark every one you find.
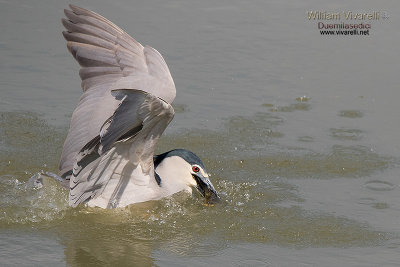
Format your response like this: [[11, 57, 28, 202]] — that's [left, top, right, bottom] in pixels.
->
[[58, 5, 219, 208]]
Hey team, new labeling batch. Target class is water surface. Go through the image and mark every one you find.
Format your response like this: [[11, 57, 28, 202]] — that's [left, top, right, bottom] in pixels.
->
[[1, 0, 400, 266]]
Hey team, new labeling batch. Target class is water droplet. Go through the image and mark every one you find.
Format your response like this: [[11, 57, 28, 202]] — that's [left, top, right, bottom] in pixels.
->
[[330, 128, 363, 141], [298, 136, 313, 142], [364, 180, 395, 191], [296, 95, 310, 102], [339, 110, 364, 118]]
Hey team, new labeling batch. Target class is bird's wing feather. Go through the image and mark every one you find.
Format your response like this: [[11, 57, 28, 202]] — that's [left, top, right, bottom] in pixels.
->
[[69, 89, 174, 207], [59, 5, 176, 177]]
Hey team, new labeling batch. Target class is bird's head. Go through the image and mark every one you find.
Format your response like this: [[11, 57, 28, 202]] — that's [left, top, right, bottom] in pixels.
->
[[154, 149, 220, 205]]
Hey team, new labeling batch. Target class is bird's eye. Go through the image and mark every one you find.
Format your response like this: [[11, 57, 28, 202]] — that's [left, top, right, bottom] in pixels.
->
[[192, 165, 200, 173]]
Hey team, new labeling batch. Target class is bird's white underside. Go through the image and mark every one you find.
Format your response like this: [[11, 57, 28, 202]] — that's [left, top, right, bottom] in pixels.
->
[[86, 156, 196, 208]]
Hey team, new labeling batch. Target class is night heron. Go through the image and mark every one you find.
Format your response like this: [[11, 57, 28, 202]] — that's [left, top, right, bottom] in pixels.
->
[[57, 5, 220, 208]]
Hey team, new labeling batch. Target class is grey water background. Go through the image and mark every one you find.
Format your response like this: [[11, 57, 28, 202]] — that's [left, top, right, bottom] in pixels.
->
[[1, 0, 400, 266]]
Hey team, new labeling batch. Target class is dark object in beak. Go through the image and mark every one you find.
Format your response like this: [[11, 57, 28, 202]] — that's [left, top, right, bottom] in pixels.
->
[[193, 174, 220, 205]]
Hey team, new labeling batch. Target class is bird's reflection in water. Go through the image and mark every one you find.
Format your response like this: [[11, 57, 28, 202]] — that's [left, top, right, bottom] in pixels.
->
[[63, 232, 154, 266], [60, 193, 199, 266], [61, 206, 156, 266]]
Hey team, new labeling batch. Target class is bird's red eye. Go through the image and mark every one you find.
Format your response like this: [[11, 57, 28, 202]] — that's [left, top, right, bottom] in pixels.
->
[[192, 166, 200, 173]]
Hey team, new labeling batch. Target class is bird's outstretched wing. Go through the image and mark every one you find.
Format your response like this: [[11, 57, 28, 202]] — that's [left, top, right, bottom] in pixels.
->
[[69, 89, 174, 208], [59, 5, 176, 207]]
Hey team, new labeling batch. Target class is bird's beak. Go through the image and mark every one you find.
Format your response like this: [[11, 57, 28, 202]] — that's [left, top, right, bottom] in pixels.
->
[[192, 174, 220, 206]]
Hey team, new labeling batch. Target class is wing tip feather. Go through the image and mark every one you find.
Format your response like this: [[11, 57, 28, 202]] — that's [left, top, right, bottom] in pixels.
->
[[69, 4, 88, 15]]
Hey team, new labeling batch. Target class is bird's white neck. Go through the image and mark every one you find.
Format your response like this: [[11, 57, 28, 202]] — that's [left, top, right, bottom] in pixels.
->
[[154, 156, 196, 196]]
